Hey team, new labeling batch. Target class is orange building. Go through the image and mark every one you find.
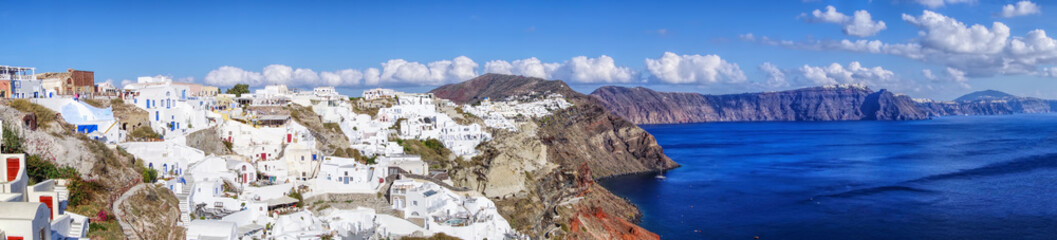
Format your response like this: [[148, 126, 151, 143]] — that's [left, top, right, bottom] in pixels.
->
[[0, 80, 11, 98]]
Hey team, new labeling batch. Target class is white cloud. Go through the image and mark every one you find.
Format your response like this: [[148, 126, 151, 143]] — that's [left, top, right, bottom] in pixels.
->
[[556, 55, 635, 83], [204, 66, 263, 87], [645, 52, 746, 84], [375, 56, 480, 86], [798, 62, 894, 86], [945, 67, 969, 88], [922, 68, 970, 88], [746, 10, 1057, 79], [801, 6, 886, 37], [364, 68, 381, 86], [262, 64, 293, 84], [902, 10, 1010, 54], [319, 69, 363, 86], [914, 0, 975, 8], [998, 1, 1041, 18], [803, 6, 848, 23], [1037, 67, 1057, 77], [483, 56, 631, 83], [758, 62, 789, 88], [922, 69, 938, 80]]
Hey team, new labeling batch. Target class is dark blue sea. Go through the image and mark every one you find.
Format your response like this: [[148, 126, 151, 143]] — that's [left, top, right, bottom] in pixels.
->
[[600, 114, 1057, 240]]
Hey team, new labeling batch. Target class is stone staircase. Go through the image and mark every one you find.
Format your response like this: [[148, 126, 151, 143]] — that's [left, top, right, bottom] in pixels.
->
[[176, 174, 195, 225], [68, 215, 87, 238]]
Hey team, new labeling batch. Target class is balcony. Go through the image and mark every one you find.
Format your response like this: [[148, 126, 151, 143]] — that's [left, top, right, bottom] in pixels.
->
[[0, 75, 35, 81]]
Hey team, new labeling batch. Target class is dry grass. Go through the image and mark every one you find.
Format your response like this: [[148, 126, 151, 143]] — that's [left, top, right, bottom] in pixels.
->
[[82, 98, 109, 108], [10, 99, 58, 129]]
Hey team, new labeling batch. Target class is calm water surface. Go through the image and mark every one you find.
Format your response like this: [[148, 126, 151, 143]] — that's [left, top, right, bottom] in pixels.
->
[[601, 114, 1057, 240]]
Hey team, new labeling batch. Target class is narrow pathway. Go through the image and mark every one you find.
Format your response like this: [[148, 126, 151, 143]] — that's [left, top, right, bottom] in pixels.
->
[[113, 183, 147, 240]]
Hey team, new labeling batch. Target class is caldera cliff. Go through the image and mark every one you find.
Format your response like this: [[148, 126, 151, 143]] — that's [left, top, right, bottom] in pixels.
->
[[430, 74, 678, 239], [591, 85, 928, 124]]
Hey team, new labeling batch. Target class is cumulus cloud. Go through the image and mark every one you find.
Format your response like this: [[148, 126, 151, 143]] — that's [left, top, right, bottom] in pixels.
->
[[204, 56, 479, 87], [801, 6, 886, 37], [204, 66, 263, 86], [746, 10, 1057, 80], [914, 0, 975, 8], [798, 62, 894, 86], [371, 57, 479, 86], [644, 52, 746, 84], [758, 62, 789, 88], [483, 56, 632, 83], [902, 10, 1010, 54], [319, 69, 363, 86], [998, 1, 1041, 18], [364, 68, 381, 86], [557, 55, 635, 83], [262, 64, 294, 84]]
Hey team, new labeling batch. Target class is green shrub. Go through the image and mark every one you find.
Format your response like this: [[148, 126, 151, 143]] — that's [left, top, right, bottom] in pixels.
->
[[68, 177, 102, 207], [3, 124, 23, 153], [141, 168, 158, 183], [25, 154, 78, 184]]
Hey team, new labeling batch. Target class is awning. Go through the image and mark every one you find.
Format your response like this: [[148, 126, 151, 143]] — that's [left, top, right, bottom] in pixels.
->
[[266, 196, 298, 207]]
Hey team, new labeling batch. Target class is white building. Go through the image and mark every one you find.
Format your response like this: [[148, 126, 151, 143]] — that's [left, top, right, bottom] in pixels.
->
[[281, 142, 320, 182], [1, 66, 43, 99], [362, 88, 397, 100], [389, 180, 515, 240], [313, 157, 387, 194], [0, 154, 89, 239], [1, 153, 28, 202], [272, 210, 326, 239], [325, 207, 378, 239], [0, 202, 52, 240], [120, 141, 206, 179], [33, 98, 124, 143], [186, 220, 238, 240]]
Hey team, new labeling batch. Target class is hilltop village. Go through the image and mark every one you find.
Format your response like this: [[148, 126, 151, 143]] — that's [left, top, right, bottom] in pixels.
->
[[0, 65, 577, 240]]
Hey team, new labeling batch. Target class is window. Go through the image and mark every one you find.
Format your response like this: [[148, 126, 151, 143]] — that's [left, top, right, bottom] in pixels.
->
[[413, 201, 418, 206]]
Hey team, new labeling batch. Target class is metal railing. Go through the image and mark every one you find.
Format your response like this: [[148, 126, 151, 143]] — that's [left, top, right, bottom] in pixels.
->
[[0, 75, 35, 81]]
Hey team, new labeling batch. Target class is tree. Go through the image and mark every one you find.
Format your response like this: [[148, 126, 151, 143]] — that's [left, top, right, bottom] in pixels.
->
[[226, 84, 250, 97]]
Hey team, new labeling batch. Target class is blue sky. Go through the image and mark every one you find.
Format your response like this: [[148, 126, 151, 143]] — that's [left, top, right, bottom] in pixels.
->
[[2, 0, 1055, 100]]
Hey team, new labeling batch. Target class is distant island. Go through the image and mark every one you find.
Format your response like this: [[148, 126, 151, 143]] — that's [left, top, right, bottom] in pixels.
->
[[591, 85, 1057, 125]]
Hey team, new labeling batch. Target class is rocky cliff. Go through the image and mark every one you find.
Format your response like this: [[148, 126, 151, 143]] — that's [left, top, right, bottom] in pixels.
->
[[916, 90, 1056, 116], [591, 85, 929, 124], [430, 74, 677, 239], [591, 86, 1056, 124]]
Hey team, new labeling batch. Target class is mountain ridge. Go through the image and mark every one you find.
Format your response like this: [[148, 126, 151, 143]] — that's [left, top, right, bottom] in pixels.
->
[[591, 85, 1057, 124]]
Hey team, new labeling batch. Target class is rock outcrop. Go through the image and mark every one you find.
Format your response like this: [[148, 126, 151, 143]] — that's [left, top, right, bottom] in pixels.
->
[[591, 85, 929, 124], [430, 74, 677, 238], [185, 126, 233, 156]]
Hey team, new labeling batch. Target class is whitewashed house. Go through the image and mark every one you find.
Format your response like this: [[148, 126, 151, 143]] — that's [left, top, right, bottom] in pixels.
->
[[313, 157, 387, 194], [186, 220, 238, 240]]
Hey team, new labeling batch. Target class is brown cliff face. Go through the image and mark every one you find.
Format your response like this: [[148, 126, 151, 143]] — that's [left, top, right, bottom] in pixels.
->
[[430, 74, 677, 238], [591, 86, 930, 124]]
